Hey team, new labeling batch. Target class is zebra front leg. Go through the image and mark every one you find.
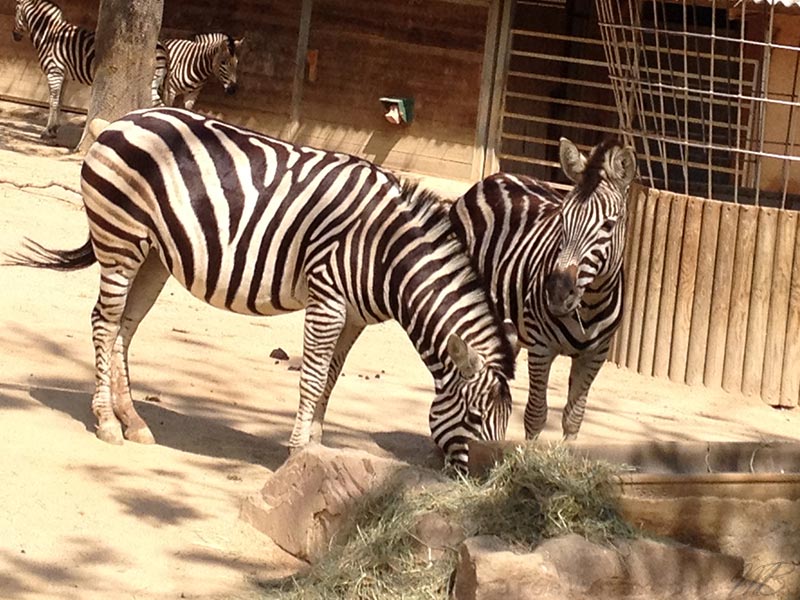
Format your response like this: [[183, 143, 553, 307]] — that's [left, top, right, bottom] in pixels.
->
[[42, 68, 65, 139], [524, 347, 556, 440], [110, 254, 169, 443], [288, 297, 347, 451], [562, 344, 610, 440], [310, 318, 364, 443]]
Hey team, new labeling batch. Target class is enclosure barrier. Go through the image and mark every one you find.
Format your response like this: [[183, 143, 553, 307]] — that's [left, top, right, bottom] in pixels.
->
[[608, 184, 800, 407]]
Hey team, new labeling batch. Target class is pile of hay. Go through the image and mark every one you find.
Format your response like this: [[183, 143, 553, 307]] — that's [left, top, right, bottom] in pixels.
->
[[262, 443, 636, 600]]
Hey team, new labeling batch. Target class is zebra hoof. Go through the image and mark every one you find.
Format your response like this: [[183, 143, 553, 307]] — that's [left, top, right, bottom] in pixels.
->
[[562, 433, 578, 442], [96, 422, 124, 445], [125, 425, 156, 445], [40, 129, 58, 140]]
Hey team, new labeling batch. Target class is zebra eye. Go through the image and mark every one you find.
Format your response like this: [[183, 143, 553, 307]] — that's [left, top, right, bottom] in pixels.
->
[[601, 217, 617, 231]]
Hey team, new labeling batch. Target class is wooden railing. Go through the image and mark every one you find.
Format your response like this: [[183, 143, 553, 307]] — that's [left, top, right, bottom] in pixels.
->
[[610, 184, 800, 408]]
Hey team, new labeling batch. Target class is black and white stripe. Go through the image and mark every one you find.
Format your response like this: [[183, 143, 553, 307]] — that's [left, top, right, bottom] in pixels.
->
[[450, 138, 636, 440], [10, 107, 515, 472], [163, 33, 243, 110], [13, 0, 169, 138]]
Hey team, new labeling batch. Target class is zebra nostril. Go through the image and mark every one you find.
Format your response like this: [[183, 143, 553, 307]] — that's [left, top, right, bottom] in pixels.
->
[[225, 83, 238, 95]]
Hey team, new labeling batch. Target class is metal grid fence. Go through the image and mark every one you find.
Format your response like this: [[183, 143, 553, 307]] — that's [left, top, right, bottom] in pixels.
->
[[596, 0, 800, 209]]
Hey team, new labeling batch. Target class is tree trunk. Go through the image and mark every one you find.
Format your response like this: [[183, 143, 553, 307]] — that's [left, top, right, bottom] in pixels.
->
[[77, 0, 164, 153]]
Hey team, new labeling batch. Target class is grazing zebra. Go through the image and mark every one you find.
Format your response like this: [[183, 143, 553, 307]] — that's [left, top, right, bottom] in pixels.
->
[[12, 0, 169, 139], [162, 34, 243, 110], [450, 138, 636, 441], [8, 107, 516, 473]]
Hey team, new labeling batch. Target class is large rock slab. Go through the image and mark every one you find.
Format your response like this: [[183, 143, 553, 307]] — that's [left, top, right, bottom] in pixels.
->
[[453, 533, 753, 600], [240, 445, 443, 562]]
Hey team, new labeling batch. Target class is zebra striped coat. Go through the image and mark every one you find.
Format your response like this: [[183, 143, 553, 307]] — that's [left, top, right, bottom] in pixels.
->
[[11, 107, 515, 473], [450, 138, 636, 440], [162, 34, 243, 110], [12, 0, 169, 139]]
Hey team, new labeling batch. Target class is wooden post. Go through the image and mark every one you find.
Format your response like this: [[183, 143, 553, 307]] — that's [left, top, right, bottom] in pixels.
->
[[686, 201, 721, 386], [742, 208, 778, 398], [639, 190, 671, 376], [722, 206, 758, 394], [762, 211, 797, 404], [286, 0, 314, 140], [614, 185, 646, 366], [627, 188, 658, 371], [653, 194, 687, 378], [669, 197, 703, 383], [781, 216, 800, 408], [704, 203, 739, 389]]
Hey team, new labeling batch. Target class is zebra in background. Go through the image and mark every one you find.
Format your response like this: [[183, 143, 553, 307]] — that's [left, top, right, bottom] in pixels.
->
[[8, 107, 516, 473], [450, 138, 636, 441], [12, 0, 170, 139], [162, 34, 243, 110]]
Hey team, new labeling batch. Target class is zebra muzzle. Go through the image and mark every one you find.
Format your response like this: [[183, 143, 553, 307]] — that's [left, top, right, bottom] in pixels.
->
[[224, 83, 239, 95], [544, 267, 581, 316], [12, 31, 23, 42]]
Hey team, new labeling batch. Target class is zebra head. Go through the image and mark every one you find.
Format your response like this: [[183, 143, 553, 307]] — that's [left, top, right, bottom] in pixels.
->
[[431, 329, 516, 474], [544, 138, 636, 317], [213, 35, 243, 95], [13, 0, 61, 43]]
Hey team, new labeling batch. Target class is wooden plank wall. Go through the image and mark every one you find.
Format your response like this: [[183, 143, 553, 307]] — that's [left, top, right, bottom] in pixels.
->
[[0, 0, 489, 181], [612, 185, 800, 407]]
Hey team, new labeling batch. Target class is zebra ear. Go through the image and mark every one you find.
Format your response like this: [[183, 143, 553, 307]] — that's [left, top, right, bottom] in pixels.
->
[[502, 319, 521, 359], [559, 138, 586, 183], [608, 145, 637, 188], [447, 334, 484, 379]]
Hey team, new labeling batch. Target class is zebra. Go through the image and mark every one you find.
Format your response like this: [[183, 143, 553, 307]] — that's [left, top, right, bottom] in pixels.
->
[[162, 34, 243, 110], [7, 107, 516, 473], [449, 138, 636, 441], [12, 0, 169, 139]]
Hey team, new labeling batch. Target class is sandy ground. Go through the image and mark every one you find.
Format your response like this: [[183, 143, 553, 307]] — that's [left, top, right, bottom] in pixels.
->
[[2, 103, 800, 599]]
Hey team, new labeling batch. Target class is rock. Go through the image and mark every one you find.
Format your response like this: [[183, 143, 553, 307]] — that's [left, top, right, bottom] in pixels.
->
[[269, 347, 289, 360], [240, 445, 443, 562], [412, 511, 466, 561], [452, 533, 752, 600]]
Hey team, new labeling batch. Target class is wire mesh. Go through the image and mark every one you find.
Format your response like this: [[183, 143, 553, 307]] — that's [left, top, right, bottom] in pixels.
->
[[596, 0, 800, 209]]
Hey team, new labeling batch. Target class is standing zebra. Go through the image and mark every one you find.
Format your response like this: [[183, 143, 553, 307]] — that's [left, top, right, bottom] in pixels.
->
[[450, 138, 636, 441], [162, 34, 243, 110], [12, 0, 169, 139], [8, 107, 516, 473]]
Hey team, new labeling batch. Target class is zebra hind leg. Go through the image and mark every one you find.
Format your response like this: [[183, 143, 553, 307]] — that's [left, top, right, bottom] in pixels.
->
[[524, 348, 556, 440], [288, 296, 348, 452], [561, 345, 609, 440], [42, 68, 65, 139], [110, 254, 170, 443], [309, 318, 365, 443]]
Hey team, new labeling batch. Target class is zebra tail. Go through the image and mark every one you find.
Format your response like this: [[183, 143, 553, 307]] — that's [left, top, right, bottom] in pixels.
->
[[3, 238, 96, 271]]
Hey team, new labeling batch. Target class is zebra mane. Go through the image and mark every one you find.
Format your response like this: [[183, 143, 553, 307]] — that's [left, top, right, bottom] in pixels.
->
[[397, 179, 516, 380], [575, 137, 624, 198], [192, 32, 237, 55], [397, 179, 450, 230]]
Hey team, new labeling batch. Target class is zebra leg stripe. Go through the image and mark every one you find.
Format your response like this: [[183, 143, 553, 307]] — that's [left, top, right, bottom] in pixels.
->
[[91, 268, 132, 444], [310, 318, 364, 443], [524, 348, 556, 440], [562, 344, 609, 439], [289, 295, 348, 450], [43, 67, 65, 139], [109, 254, 169, 443]]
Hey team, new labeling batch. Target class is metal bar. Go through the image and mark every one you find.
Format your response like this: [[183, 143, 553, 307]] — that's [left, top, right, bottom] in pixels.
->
[[288, 0, 314, 139], [505, 90, 619, 112], [502, 111, 623, 134]]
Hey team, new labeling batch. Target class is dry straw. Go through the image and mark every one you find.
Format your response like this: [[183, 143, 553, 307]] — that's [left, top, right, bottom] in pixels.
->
[[259, 443, 636, 599]]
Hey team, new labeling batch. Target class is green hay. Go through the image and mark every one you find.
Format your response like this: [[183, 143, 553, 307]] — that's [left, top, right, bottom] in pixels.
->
[[260, 444, 636, 600]]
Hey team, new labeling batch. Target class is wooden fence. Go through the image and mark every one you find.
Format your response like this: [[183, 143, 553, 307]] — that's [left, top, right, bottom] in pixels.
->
[[609, 184, 800, 408]]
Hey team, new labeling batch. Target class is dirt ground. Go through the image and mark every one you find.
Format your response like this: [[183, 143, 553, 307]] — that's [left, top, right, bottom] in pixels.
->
[[2, 103, 800, 599]]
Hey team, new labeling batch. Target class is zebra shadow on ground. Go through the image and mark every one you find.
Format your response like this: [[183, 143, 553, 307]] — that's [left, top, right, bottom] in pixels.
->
[[26, 384, 292, 471]]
